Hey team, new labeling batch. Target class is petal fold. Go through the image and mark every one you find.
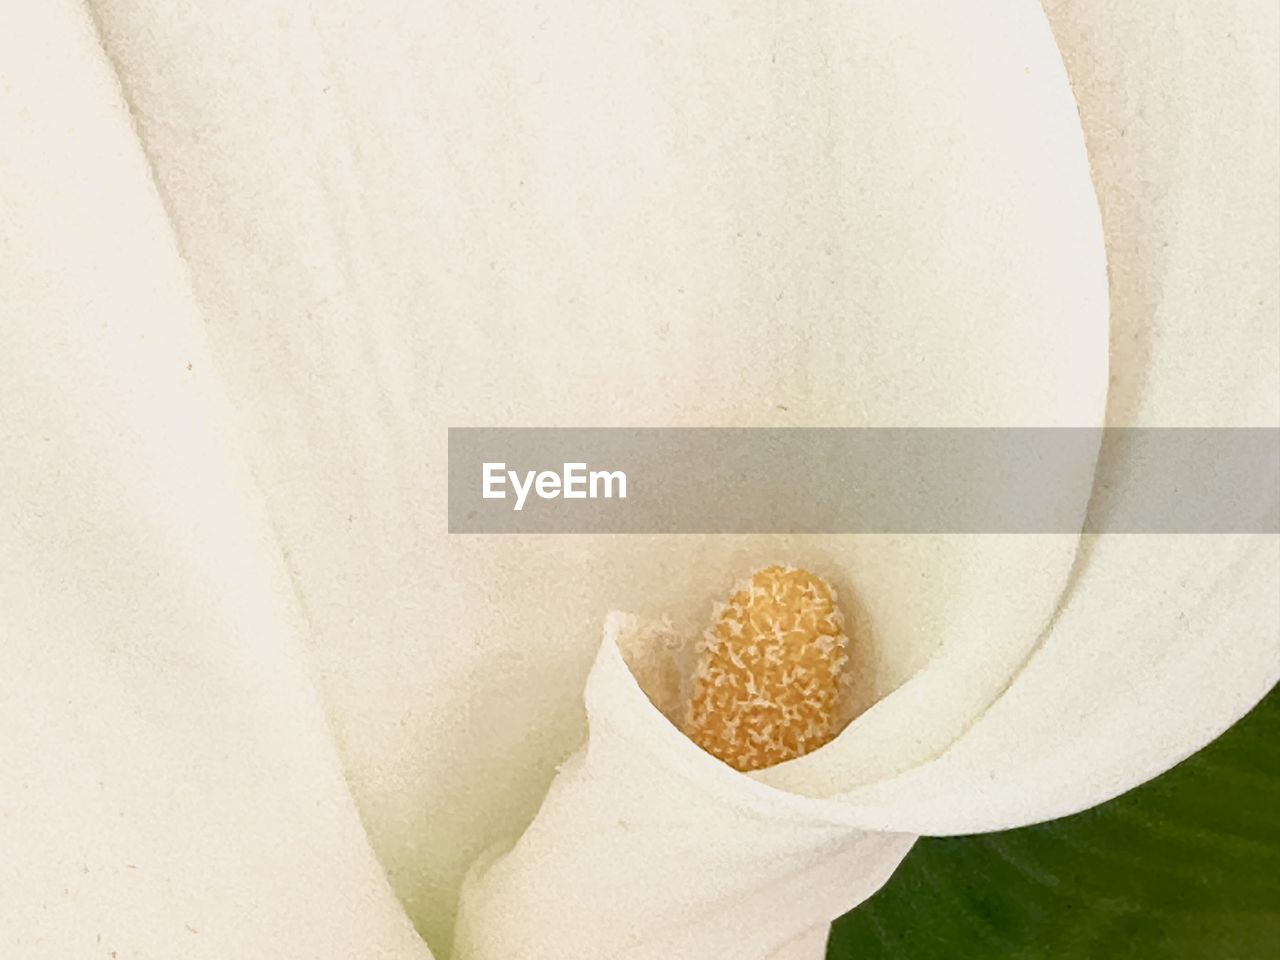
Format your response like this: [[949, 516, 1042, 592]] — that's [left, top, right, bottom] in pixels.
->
[[80, 0, 1107, 940], [760, 0, 1280, 829], [0, 5, 433, 957], [452, 620, 912, 960]]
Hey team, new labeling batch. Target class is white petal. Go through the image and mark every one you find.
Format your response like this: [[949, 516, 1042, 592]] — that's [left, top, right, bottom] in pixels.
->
[[81, 0, 1107, 946], [815, 535, 1279, 832], [0, 6, 432, 957], [767, 926, 832, 960], [451, 620, 913, 960], [760, 0, 1280, 827]]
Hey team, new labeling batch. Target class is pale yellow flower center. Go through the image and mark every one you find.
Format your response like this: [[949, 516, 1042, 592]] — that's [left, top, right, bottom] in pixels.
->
[[686, 565, 849, 772]]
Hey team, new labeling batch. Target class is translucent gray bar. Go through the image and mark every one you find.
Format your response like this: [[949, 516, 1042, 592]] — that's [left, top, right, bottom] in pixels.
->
[[447, 428, 1280, 534]]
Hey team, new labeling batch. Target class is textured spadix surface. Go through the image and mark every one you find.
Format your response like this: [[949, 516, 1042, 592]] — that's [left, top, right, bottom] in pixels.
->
[[687, 565, 852, 772], [0, 1, 1275, 960]]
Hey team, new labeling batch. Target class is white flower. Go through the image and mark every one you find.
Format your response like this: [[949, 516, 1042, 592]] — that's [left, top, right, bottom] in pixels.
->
[[0, 2, 1275, 960]]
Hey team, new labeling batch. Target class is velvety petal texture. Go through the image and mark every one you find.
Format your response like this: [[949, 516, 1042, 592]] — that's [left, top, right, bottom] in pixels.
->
[[1, 0, 1273, 957], [452, 619, 914, 960], [0, 5, 434, 958], [75, 1, 1110, 954], [759, 0, 1280, 831]]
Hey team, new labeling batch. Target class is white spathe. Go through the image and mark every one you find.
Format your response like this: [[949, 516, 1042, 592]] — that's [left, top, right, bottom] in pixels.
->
[[0, 5, 431, 958], [0, 2, 1275, 960], [453, 618, 916, 960]]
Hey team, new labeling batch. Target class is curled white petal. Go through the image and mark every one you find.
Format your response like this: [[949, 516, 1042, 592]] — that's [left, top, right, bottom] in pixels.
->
[[80, 0, 1108, 949], [11, 0, 1269, 956], [758, 0, 1280, 831], [452, 618, 912, 960]]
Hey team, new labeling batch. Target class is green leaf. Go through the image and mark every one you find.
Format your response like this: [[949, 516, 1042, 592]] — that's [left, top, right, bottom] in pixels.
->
[[829, 689, 1280, 959]]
